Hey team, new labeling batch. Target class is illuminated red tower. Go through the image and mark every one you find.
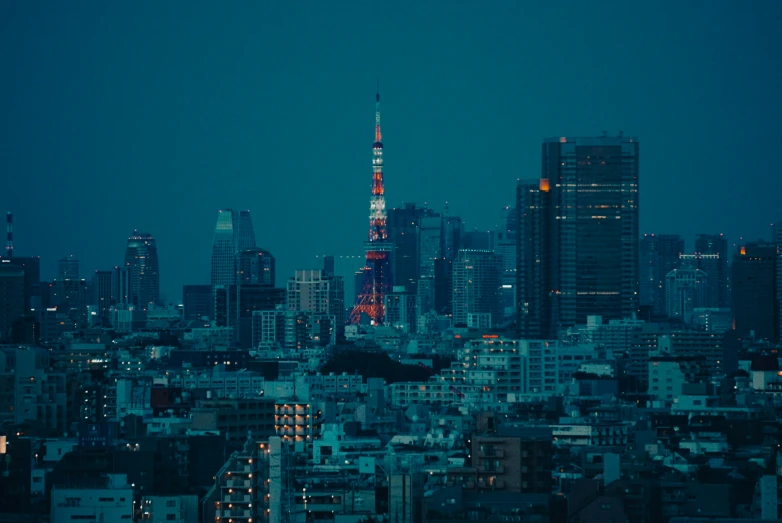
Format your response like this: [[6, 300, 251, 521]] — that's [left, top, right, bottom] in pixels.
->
[[350, 88, 393, 325]]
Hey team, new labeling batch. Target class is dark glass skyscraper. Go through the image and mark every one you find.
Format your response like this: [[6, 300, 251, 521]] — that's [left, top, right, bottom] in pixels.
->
[[57, 255, 79, 280], [732, 242, 777, 341], [236, 210, 257, 253], [516, 179, 552, 339], [237, 248, 275, 286], [639, 234, 684, 316], [386, 203, 438, 293], [518, 135, 639, 335], [694, 233, 729, 308], [91, 270, 113, 323], [124, 231, 160, 308]]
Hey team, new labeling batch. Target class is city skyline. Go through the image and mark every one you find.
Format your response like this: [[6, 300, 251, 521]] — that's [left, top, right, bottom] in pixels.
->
[[2, 2, 781, 302]]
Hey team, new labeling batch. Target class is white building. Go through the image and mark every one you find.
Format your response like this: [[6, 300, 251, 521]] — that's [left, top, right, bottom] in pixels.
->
[[140, 494, 199, 523], [50, 473, 133, 523]]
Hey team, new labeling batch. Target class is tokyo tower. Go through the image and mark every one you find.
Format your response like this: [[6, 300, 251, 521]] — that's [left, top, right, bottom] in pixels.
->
[[349, 87, 393, 325]]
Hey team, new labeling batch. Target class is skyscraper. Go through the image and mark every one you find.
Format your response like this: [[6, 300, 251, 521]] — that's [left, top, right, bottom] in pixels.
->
[[237, 248, 276, 286], [0, 262, 25, 341], [694, 233, 729, 308], [57, 255, 79, 280], [732, 242, 777, 341], [386, 203, 438, 293], [639, 234, 684, 315], [351, 88, 393, 325], [516, 179, 551, 339], [236, 210, 257, 252], [452, 249, 502, 327], [211, 209, 239, 288], [543, 135, 640, 327], [91, 270, 113, 323], [183, 284, 212, 321], [777, 219, 782, 344], [211, 209, 258, 289], [124, 231, 160, 308]]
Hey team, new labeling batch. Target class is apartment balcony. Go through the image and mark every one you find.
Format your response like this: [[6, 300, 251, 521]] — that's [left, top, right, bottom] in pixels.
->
[[225, 478, 252, 488], [218, 508, 253, 518]]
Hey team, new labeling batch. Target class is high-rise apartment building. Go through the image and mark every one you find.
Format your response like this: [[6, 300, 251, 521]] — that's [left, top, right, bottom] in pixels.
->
[[639, 234, 684, 315], [695, 233, 729, 308], [732, 242, 777, 341], [287, 270, 344, 320], [57, 255, 79, 280], [541, 135, 639, 329], [124, 231, 160, 308], [237, 248, 275, 286], [452, 249, 502, 327]]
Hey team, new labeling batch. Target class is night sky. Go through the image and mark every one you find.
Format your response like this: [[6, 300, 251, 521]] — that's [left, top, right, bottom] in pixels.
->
[[2, 2, 781, 303]]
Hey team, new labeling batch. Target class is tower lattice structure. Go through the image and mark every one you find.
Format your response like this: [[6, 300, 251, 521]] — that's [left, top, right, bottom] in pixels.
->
[[350, 89, 393, 325]]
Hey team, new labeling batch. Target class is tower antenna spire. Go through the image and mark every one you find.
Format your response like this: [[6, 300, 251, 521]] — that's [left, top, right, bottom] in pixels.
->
[[351, 86, 392, 325]]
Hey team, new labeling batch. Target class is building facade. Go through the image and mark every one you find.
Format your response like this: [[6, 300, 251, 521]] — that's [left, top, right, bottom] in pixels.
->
[[452, 249, 502, 328]]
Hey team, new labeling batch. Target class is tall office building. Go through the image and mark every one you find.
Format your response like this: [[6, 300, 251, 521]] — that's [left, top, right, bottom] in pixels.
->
[[183, 284, 213, 321], [211, 209, 258, 289], [695, 233, 729, 308], [322, 255, 335, 278], [639, 234, 684, 316], [211, 209, 239, 288], [57, 256, 79, 280], [0, 263, 25, 341], [236, 210, 257, 253], [0, 256, 40, 310], [452, 249, 502, 327], [237, 248, 275, 286], [542, 135, 639, 328], [516, 179, 551, 339], [124, 231, 160, 308], [91, 270, 113, 323], [665, 264, 708, 323], [732, 242, 777, 341], [386, 203, 438, 293]]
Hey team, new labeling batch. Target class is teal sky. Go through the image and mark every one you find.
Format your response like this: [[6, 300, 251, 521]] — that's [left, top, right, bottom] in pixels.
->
[[1, 1, 781, 302]]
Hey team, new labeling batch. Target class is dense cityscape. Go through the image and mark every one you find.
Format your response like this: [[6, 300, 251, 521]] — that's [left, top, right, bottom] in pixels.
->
[[2, 3, 782, 523], [1, 82, 781, 522]]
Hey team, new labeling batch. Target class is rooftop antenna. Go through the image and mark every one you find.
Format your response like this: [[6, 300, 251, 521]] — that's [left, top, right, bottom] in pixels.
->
[[5, 212, 12, 258]]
